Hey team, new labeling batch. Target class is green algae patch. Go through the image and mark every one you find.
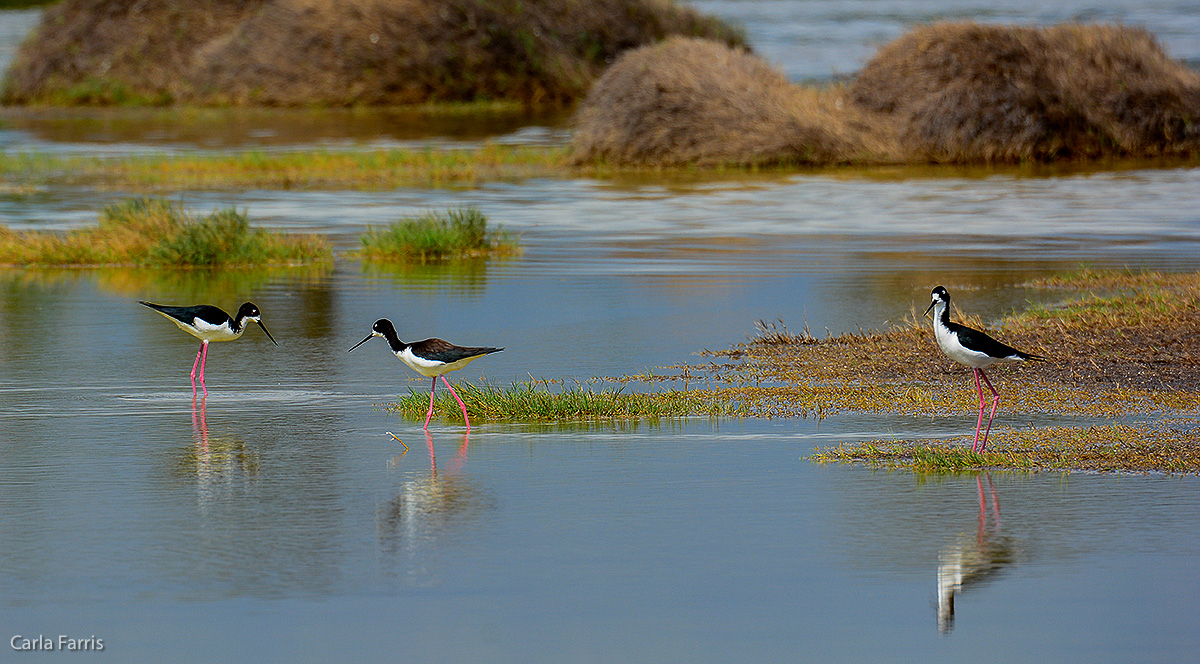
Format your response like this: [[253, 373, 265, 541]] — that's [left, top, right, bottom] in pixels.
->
[[0, 197, 330, 267]]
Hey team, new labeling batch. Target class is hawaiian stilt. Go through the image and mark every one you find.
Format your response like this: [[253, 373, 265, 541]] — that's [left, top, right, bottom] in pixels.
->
[[924, 286, 1043, 452], [140, 301, 278, 391], [348, 318, 502, 430]]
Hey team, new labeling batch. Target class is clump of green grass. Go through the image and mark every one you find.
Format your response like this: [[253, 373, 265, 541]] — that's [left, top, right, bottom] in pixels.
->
[[359, 207, 518, 262], [0, 197, 330, 267], [384, 380, 739, 423]]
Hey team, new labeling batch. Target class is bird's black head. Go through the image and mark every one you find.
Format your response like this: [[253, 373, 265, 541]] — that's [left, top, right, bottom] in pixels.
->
[[236, 302, 262, 320], [372, 319, 396, 337], [237, 302, 277, 346], [349, 318, 398, 352], [924, 286, 950, 316]]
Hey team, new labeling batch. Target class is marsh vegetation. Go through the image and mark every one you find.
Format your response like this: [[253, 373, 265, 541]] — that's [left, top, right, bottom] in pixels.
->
[[0, 197, 330, 267], [358, 207, 519, 262]]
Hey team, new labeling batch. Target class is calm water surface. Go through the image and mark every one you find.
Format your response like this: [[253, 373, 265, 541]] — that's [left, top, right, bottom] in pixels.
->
[[2, 3, 1200, 662]]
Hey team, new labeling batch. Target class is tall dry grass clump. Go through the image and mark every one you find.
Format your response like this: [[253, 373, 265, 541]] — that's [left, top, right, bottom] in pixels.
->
[[572, 23, 1200, 166], [571, 37, 898, 165], [2, 0, 744, 107], [848, 22, 1200, 161]]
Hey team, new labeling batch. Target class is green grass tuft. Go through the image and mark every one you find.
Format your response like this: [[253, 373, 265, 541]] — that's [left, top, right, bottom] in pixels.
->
[[359, 206, 518, 262], [0, 197, 330, 267], [384, 380, 738, 423]]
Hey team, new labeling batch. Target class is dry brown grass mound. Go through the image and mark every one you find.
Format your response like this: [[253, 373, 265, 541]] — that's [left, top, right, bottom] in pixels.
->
[[572, 23, 1200, 165], [571, 37, 897, 165], [2, 0, 744, 106], [849, 22, 1200, 161]]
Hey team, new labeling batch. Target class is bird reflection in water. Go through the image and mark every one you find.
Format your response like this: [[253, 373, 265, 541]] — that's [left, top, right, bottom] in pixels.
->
[[178, 393, 261, 514], [377, 431, 493, 558], [936, 473, 1017, 634]]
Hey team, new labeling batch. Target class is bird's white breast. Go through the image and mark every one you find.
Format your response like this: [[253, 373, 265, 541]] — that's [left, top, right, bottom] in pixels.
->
[[933, 323, 998, 368]]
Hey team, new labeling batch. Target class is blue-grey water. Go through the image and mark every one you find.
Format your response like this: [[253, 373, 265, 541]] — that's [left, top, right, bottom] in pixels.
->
[[3, 3, 1200, 662]]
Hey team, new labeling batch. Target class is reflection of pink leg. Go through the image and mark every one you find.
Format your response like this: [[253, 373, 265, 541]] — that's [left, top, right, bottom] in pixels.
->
[[977, 370, 999, 452], [424, 377, 437, 430], [441, 375, 471, 430], [976, 475, 987, 544], [425, 430, 437, 478], [985, 472, 1000, 530], [449, 432, 470, 473]]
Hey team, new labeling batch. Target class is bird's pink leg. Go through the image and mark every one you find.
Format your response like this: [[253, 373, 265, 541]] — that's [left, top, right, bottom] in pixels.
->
[[977, 370, 1000, 452], [441, 375, 472, 430], [424, 376, 437, 430], [972, 369, 986, 452], [198, 341, 209, 393], [190, 343, 204, 390]]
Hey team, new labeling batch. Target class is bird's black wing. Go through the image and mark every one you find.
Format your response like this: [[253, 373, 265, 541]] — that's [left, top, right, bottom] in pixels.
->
[[139, 301, 231, 326], [950, 321, 1044, 361], [412, 338, 504, 364]]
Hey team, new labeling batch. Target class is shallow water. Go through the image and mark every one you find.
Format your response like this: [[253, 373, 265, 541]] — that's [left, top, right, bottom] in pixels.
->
[[3, 3, 1200, 662]]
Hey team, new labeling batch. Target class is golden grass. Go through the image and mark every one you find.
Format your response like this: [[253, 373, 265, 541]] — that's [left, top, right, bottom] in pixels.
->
[[0, 197, 330, 267]]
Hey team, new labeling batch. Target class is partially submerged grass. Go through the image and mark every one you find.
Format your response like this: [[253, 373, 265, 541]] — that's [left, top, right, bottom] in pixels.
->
[[384, 380, 741, 423], [812, 420, 1200, 474], [359, 207, 518, 262], [0, 197, 330, 267], [0, 145, 570, 191]]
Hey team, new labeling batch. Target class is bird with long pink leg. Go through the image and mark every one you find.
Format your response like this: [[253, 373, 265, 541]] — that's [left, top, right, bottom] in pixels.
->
[[924, 286, 1044, 452], [140, 301, 278, 393], [349, 318, 502, 431]]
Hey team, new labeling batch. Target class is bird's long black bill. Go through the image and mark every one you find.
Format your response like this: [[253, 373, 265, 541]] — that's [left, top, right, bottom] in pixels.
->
[[348, 334, 374, 352], [257, 320, 279, 346], [923, 301, 936, 316]]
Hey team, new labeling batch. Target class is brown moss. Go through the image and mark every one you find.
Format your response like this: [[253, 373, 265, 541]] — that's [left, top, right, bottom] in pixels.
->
[[3, 0, 744, 107], [848, 22, 1200, 161], [571, 37, 899, 165], [572, 22, 1200, 166]]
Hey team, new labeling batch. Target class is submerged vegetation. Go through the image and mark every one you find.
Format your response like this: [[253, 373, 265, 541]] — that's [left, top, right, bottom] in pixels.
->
[[0, 197, 330, 267], [812, 420, 1200, 474], [359, 207, 519, 262], [0, 145, 570, 191]]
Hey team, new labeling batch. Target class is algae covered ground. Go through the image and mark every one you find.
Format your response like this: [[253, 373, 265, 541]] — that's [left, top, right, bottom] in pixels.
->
[[702, 269, 1200, 473]]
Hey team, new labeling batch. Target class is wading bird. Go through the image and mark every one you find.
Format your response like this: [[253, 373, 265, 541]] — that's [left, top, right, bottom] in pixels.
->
[[349, 318, 502, 430], [140, 301, 277, 391], [924, 286, 1043, 451]]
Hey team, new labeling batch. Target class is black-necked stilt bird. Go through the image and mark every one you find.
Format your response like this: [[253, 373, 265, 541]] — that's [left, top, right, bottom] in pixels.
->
[[140, 301, 278, 391], [924, 286, 1043, 452], [348, 318, 502, 431]]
